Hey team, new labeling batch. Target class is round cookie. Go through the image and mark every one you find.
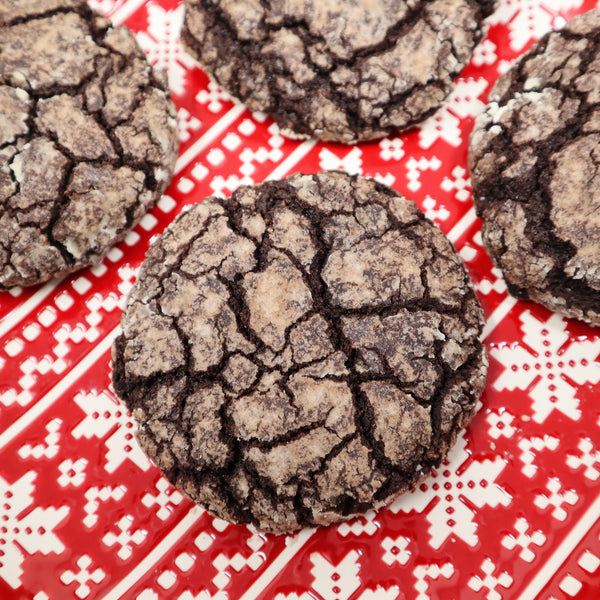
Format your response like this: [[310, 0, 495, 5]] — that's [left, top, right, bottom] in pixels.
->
[[469, 9, 600, 326], [182, 0, 494, 143], [112, 171, 488, 534], [0, 0, 179, 289]]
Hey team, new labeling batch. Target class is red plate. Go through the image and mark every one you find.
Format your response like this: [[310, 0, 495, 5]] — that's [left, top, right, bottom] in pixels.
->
[[2, 1, 600, 598]]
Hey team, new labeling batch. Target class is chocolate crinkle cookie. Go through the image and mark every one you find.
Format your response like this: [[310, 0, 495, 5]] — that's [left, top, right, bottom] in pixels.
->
[[182, 0, 495, 143], [112, 171, 488, 534], [0, 0, 179, 289], [469, 9, 600, 327]]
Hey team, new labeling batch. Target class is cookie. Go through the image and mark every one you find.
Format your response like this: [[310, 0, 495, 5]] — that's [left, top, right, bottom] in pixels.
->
[[182, 0, 494, 143], [112, 171, 488, 534], [469, 9, 600, 326], [0, 0, 179, 289]]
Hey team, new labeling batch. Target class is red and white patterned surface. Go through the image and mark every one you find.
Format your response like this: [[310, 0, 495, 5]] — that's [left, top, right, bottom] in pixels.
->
[[2, 1, 600, 598]]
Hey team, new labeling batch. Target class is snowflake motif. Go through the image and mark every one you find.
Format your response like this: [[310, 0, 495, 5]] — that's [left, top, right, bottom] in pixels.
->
[[102, 515, 147, 560], [71, 391, 150, 473], [421, 196, 450, 223], [441, 166, 471, 202], [419, 109, 461, 149], [467, 558, 513, 600], [338, 510, 378, 537], [566, 438, 600, 481], [60, 555, 105, 599], [319, 147, 363, 174], [518, 435, 560, 478], [472, 39, 498, 66], [487, 409, 516, 440], [490, 311, 600, 424], [195, 81, 234, 113], [488, 0, 584, 51], [379, 138, 405, 161], [413, 563, 454, 600], [136, 4, 196, 96], [18, 418, 61, 460], [390, 432, 510, 549], [178, 107, 202, 143], [0, 471, 68, 589], [477, 266, 508, 296], [501, 517, 546, 563], [534, 477, 578, 521], [418, 78, 488, 149], [57, 458, 87, 487], [311, 551, 360, 600], [381, 535, 411, 566], [141, 477, 184, 520], [405, 156, 441, 192]]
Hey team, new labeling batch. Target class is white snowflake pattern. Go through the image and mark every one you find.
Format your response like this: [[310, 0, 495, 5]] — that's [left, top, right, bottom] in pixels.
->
[[489, 0, 584, 51], [18, 418, 61, 460], [405, 156, 442, 192], [319, 147, 363, 174], [379, 138, 405, 161], [491, 311, 600, 424], [60, 555, 105, 599], [566, 438, 600, 481], [136, 4, 196, 96], [71, 391, 150, 473], [472, 39, 498, 66], [413, 563, 454, 600], [311, 551, 361, 600], [421, 196, 450, 223], [501, 517, 546, 563], [418, 78, 488, 149], [467, 558, 513, 600], [0, 472, 68, 589], [337, 510, 378, 537], [518, 434, 560, 478], [390, 432, 510, 549]]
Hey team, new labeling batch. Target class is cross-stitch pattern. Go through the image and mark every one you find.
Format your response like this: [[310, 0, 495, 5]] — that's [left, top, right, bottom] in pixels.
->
[[1, 1, 600, 598]]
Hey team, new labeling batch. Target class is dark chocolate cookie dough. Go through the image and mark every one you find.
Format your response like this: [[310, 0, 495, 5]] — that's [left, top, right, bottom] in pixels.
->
[[469, 9, 600, 326], [182, 0, 494, 143], [0, 0, 179, 289], [112, 171, 488, 534]]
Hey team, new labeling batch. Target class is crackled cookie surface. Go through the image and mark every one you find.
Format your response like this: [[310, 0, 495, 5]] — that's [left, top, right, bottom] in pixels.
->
[[182, 0, 494, 143], [0, 0, 178, 289], [112, 172, 487, 534], [469, 9, 600, 326]]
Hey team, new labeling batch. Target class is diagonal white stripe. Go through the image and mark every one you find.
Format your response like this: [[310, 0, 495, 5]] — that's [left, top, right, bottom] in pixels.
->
[[0, 326, 119, 448], [266, 139, 318, 181], [517, 492, 600, 600], [0, 278, 62, 340], [175, 104, 247, 174], [101, 507, 205, 600], [447, 206, 478, 244], [239, 528, 316, 600], [480, 295, 518, 342]]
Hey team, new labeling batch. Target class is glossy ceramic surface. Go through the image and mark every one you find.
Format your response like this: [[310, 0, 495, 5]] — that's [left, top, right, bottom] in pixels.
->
[[1, 1, 600, 598]]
